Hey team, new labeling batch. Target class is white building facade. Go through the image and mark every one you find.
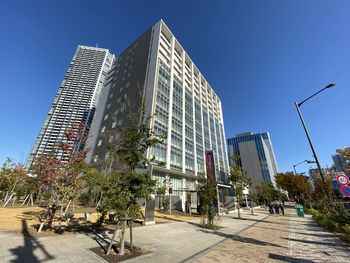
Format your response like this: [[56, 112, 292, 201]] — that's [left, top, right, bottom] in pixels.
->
[[87, 20, 230, 208]]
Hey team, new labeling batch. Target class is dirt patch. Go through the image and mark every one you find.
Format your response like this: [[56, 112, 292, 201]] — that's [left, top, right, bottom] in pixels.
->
[[0, 206, 201, 237], [90, 244, 151, 262], [154, 210, 200, 223]]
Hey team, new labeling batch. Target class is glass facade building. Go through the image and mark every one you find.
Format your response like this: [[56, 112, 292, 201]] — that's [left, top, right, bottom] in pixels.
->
[[227, 132, 278, 187], [26, 45, 114, 170], [86, 20, 230, 209]]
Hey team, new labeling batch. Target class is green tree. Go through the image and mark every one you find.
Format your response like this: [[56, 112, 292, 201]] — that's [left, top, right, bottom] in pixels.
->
[[0, 158, 14, 193], [229, 163, 251, 219], [275, 172, 312, 204], [32, 124, 90, 230], [97, 103, 163, 255], [312, 172, 334, 213], [0, 158, 28, 204], [255, 182, 275, 206], [197, 176, 218, 228]]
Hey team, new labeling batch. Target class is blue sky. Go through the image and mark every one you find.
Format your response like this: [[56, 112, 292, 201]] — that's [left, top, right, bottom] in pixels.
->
[[0, 0, 348, 174]]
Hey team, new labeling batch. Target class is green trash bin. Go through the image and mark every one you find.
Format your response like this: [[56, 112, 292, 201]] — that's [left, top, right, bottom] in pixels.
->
[[295, 204, 304, 217]]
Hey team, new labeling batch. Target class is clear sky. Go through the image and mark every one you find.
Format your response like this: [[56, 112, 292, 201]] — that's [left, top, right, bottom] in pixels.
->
[[0, 0, 349, 175]]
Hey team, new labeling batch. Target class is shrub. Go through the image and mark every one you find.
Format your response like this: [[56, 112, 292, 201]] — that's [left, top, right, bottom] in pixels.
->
[[78, 192, 90, 206], [304, 208, 320, 218], [342, 224, 350, 234], [309, 205, 350, 234], [316, 213, 339, 232], [332, 205, 350, 226], [162, 198, 170, 211]]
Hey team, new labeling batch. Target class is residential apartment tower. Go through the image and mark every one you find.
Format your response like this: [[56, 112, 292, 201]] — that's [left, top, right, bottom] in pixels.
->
[[26, 45, 114, 170]]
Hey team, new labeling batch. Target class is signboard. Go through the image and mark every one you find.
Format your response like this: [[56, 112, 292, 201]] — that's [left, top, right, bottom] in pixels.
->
[[205, 150, 220, 212], [242, 187, 249, 195], [340, 185, 350, 197], [144, 198, 155, 224], [205, 150, 216, 180], [336, 173, 349, 185]]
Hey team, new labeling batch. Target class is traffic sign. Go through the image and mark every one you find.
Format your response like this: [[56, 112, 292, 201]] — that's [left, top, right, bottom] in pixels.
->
[[336, 173, 349, 185], [340, 185, 350, 197]]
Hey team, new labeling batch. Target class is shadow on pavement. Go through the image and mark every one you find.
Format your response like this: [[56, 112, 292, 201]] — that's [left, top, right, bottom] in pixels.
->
[[197, 229, 285, 248], [230, 216, 291, 226], [9, 220, 54, 262], [268, 253, 314, 262], [250, 224, 291, 233], [283, 237, 350, 249]]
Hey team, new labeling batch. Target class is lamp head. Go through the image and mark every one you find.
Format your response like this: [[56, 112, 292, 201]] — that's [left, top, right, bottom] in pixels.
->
[[325, 83, 336, 89]]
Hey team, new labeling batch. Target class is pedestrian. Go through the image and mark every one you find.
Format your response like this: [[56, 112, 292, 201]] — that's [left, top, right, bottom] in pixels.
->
[[274, 202, 280, 214], [268, 203, 274, 214], [280, 202, 284, 215]]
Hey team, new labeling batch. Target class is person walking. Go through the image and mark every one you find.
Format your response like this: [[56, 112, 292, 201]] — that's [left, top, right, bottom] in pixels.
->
[[268, 203, 274, 214], [274, 202, 280, 214], [280, 202, 284, 215]]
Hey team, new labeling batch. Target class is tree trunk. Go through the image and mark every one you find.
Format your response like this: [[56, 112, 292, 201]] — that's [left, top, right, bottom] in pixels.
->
[[65, 200, 72, 213], [21, 194, 30, 206], [3, 193, 14, 207], [129, 220, 133, 249], [237, 200, 241, 219], [47, 205, 57, 230], [96, 211, 107, 227], [3, 191, 9, 202], [58, 204, 64, 230], [119, 218, 126, 255], [200, 214, 206, 226]]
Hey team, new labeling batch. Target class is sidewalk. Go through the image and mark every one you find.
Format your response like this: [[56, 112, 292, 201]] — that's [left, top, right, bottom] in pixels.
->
[[0, 229, 105, 263], [286, 211, 350, 262], [0, 208, 269, 263], [0, 205, 349, 262], [122, 208, 269, 263], [194, 204, 350, 263]]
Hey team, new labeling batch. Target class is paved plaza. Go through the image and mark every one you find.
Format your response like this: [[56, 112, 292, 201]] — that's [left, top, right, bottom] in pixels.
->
[[0, 204, 349, 262]]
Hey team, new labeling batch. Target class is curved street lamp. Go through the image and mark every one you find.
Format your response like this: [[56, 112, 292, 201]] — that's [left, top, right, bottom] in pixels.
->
[[294, 83, 335, 185], [293, 160, 316, 175]]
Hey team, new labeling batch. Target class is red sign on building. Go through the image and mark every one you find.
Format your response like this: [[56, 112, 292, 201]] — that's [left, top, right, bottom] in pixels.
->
[[205, 150, 216, 180]]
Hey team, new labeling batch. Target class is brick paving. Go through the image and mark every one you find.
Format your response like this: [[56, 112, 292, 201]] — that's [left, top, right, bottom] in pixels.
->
[[286, 213, 350, 263], [194, 204, 350, 263], [0, 205, 349, 262], [193, 210, 290, 263]]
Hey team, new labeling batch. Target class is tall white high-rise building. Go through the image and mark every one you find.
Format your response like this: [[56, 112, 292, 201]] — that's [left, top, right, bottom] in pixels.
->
[[86, 20, 230, 208], [26, 45, 114, 170]]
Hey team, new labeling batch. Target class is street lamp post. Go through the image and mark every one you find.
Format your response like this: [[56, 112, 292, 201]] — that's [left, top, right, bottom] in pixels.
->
[[293, 160, 316, 175], [295, 83, 335, 185]]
